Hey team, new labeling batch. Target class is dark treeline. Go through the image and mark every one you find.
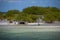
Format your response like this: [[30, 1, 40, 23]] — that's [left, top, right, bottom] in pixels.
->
[[0, 6, 60, 23]]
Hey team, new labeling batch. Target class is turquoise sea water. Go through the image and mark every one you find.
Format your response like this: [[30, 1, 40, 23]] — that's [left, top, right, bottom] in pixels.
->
[[0, 25, 60, 40]]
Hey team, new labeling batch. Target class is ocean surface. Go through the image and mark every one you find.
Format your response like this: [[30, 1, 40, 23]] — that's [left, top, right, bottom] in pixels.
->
[[0, 25, 60, 40]]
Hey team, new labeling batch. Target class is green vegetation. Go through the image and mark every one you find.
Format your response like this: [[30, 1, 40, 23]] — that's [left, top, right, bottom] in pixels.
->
[[0, 6, 60, 23], [16, 12, 38, 22], [5, 10, 20, 21], [0, 12, 5, 20]]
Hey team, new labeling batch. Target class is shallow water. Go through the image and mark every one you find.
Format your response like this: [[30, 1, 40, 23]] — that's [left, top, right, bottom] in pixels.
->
[[0, 25, 60, 40]]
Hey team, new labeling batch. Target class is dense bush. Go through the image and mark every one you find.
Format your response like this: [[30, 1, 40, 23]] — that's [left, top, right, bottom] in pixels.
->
[[0, 6, 60, 23]]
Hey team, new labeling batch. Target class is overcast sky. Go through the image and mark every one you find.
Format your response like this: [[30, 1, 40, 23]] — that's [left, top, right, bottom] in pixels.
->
[[0, 0, 60, 12]]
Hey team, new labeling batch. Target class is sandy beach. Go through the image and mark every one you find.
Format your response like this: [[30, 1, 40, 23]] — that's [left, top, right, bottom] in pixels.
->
[[0, 25, 60, 32]]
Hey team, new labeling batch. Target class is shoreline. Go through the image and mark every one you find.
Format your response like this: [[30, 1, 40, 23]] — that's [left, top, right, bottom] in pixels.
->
[[0, 25, 60, 32]]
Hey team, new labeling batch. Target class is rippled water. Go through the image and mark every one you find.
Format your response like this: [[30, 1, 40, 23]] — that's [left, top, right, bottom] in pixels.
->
[[0, 25, 60, 40]]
